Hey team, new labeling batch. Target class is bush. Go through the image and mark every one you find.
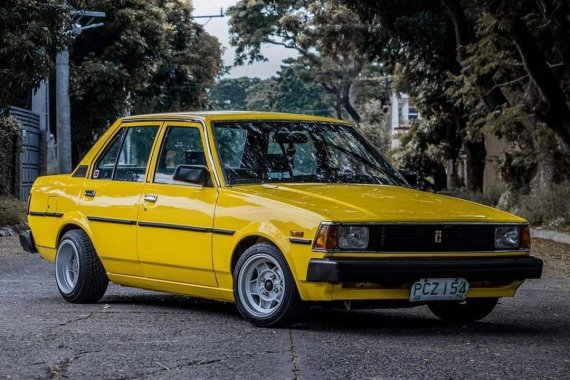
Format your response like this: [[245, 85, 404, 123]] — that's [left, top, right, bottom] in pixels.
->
[[445, 183, 570, 229], [0, 116, 22, 196], [513, 182, 570, 228], [442, 186, 504, 207], [0, 196, 26, 227]]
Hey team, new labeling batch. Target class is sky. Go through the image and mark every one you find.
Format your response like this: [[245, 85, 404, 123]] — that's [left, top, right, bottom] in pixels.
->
[[192, 0, 295, 79]]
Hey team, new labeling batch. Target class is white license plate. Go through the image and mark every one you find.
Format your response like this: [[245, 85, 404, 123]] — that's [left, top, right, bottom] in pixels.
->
[[409, 278, 469, 302]]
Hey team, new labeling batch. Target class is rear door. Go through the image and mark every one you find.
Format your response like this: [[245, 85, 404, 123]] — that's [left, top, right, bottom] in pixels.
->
[[136, 121, 218, 287], [80, 122, 161, 276]]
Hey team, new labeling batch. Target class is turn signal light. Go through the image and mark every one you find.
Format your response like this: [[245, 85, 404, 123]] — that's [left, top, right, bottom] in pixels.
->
[[521, 225, 531, 249], [314, 224, 339, 250]]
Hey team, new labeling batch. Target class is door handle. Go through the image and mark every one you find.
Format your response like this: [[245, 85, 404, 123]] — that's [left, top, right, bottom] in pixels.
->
[[144, 194, 158, 203], [84, 189, 96, 197]]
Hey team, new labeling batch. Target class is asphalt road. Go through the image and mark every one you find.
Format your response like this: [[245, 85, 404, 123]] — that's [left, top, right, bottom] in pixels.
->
[[1, 235, 569, 380]]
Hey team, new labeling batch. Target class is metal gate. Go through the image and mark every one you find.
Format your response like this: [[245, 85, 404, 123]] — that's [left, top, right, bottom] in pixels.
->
[[10, 106, 41, 200]]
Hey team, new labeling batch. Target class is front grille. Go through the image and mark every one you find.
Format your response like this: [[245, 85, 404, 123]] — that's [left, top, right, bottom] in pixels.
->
[[367, 224, 497, 252]]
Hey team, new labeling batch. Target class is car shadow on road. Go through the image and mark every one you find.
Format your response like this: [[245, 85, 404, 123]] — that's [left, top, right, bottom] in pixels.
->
[[293, 306, 561, 337], [100, 292, 242, 319]]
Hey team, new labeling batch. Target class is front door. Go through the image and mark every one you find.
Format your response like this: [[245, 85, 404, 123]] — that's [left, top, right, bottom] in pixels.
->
[[136, 122, 218, 287], [80, 122, 161, 276]]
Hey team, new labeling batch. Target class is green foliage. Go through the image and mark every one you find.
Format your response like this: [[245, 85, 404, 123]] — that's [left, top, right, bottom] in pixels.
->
[[0, 0, 70, 109], [69, 0, 223, 159], [0, 196, 26, 227], [0, 116, 22, 197], [208, 77, 262, 110], [392, 120, 448, 190], [355, 99, 391, 154]]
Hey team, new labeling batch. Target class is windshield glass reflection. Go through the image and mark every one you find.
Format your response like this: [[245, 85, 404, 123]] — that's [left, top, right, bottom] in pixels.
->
[[213, 121, 407, 186]]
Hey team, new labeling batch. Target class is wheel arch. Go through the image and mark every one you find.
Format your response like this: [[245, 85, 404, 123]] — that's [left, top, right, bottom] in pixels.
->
[[230, 235, 273, 275], [55, 212, 94, 247], [57, 223, 85, 244]]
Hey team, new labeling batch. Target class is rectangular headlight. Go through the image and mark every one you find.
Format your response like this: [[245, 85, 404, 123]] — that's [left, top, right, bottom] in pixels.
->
[[495, 226, 521, 249], [338, 226, 369, 250]]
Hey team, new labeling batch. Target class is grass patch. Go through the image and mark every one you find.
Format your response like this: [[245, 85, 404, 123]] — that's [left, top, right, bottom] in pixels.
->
[[0, 196, 26, 227], [531, 238, 570, 279]]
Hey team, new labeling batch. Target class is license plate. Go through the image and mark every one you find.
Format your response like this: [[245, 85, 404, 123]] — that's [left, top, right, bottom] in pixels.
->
[[409, 278, 469, 302]]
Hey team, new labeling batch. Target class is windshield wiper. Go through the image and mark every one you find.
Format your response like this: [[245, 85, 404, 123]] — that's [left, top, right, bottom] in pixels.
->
[[329, 143, 396, 184]]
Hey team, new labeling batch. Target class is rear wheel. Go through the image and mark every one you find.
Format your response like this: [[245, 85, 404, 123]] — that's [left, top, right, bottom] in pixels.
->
[[234, 243, 304, 327], [55, 229, 108, 303], [428, 297, 498, 323]]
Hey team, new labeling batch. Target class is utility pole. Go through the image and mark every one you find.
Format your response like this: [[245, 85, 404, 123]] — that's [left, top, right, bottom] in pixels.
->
[[56, 9, 105, 173]]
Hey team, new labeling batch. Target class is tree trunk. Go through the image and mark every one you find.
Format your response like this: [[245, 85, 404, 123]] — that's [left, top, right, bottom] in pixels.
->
[[508, 17, 570, 148], [464, 139, 486, 192], [446, 158, 460, 190], [340, 80, 361, 123]]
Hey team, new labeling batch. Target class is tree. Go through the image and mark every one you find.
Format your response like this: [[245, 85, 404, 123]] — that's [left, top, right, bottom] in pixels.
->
[[347, 0, 469, 189], [69, 0, 222, 160], [447, 0, 570, 190], [0, 0, 70, 110], [346, 0, 570, 192], [228, 0, 368, 121], [135, 0, 223, 113], [208, 59, 334, 116]]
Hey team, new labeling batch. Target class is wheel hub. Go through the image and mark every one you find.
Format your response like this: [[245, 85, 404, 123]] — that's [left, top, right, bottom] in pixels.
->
[[238, 254, 286, 317]]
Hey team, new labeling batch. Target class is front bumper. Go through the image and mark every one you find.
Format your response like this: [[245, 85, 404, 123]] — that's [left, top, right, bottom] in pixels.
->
[[19, 230, 37, 254], [306, 256, 543, 283]]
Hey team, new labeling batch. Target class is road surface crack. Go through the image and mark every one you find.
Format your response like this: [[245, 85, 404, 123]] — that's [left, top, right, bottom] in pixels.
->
[[58, 312, 94, 327], [289, 329, 300, 380], [45, 349, 101, 379], [108, 351, 281, 380]]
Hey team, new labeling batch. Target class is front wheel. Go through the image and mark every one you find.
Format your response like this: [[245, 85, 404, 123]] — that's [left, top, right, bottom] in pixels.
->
[[234, 243, 304, 327], [428, 297, 499, 323], [55, 229, 108, 303]]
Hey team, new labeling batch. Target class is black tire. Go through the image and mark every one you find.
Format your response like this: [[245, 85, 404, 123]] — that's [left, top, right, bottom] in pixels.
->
[[428, 297, 499, 323], [233, 243, 305, 327], [55, 229, 108, 303]]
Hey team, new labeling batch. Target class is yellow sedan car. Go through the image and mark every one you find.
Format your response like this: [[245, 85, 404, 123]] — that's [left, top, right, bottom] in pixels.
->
[[20, 111, 543, 327]]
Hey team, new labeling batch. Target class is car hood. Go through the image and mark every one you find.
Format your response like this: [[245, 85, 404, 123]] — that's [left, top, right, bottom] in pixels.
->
[[229, 184, 524, 223]]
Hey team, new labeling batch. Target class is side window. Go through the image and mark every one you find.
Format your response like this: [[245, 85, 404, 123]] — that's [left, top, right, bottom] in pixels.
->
[[92, 126, 159, 182], [154, 127, 207, 185], [215, 127, 247, 168], [92, 129, 126, 180]]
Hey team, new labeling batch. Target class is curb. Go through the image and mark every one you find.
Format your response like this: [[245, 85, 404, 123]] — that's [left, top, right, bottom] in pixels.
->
[[531, 229, 570, 245]]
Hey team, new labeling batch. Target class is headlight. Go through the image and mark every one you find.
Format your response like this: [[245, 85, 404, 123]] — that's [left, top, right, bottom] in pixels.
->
[[495, 226, 521, 249], [338, 226, 369, 250]]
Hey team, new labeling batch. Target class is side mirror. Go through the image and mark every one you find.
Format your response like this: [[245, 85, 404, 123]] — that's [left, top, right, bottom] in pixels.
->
[[399, 170, 418, 188], [173, 165, 209, 186]]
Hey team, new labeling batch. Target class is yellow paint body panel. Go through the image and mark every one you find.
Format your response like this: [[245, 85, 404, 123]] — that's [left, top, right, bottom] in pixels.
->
[[28, 111, 531, 304]]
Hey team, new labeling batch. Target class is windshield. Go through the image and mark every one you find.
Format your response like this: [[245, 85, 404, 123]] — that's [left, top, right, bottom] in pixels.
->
[[213, 121, 407, 186]]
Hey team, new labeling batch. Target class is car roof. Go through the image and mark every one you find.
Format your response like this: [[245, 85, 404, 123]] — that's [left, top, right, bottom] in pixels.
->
[[120, 111, 350, 125]]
